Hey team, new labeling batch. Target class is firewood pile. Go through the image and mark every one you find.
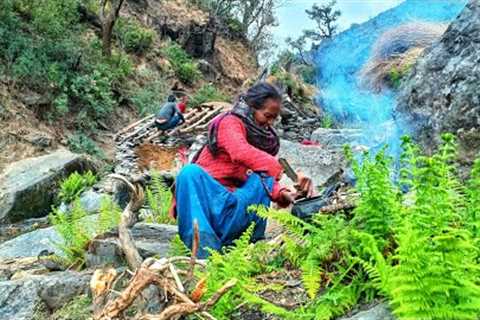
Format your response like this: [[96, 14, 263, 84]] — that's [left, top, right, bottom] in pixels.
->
[[114, 102, 231, 176]]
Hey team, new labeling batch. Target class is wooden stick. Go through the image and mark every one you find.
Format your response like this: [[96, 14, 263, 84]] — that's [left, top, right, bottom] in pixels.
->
[[115, 115, 154, 139], [178, 107, 222, 133], [169, 263, 185, 293]]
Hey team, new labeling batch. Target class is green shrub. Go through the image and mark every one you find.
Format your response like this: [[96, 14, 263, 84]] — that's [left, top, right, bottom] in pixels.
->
[[67, 133, 105, 159], [115, 18, 155, 54], [0, 1, 132, 132], [189, 84, 230, 107], [144, 171, 174, 224], [162, 43, 201, 84], [129, 71, 169, 115], [58, 171, 97, 203]]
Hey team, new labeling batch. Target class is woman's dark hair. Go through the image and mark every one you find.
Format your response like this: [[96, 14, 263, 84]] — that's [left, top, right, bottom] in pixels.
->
[[243, 82, 282, 110], [167, 94, 177, 102]]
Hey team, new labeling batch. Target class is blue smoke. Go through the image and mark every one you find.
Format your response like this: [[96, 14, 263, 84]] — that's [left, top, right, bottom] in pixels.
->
[[314, 0, 467, 157]]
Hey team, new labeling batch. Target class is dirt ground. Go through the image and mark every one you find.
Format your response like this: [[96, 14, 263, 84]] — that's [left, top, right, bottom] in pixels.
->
[[135, 143, 179, 172]]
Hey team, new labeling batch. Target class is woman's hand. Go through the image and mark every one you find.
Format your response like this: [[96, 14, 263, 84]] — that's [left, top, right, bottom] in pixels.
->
[[295, 172, 314, 198], [280, 189, 297, 205]]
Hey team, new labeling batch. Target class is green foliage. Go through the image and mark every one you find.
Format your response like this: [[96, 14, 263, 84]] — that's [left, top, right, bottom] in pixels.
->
[[320, 114, 333, 129], [50, 195, 122, 267], [352, 134, 480, 320], [58, 171, 97, 204], [0, 0, 132, 131], [168, 235, 191, 257], [162, 43, 201, 84], [97, 196, 122, 235], [115, 18, 155, 54], [144, 171, 174, 224], [202, 224, 293, 319], [49, 201, 93, 267], [188, 84, 230, 108], [128, 70, 169, 116], [67, 133, 106, 159], [348, 147, 400, 250]]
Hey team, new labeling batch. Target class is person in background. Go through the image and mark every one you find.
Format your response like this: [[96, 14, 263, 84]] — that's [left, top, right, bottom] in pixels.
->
[[155, 95, 185, 131], [177, 95, 188, 114], [173, 82, 313, 258]]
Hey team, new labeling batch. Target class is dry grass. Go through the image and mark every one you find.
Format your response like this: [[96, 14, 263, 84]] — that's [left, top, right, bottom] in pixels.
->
[[359, 21, 447, 92]]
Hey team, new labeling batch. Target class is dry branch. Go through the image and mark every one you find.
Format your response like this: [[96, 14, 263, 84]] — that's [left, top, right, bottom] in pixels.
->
[[109, 174, 145, 270]]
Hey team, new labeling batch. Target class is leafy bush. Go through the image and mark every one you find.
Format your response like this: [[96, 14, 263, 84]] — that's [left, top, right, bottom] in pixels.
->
[[144, 171, 174, 224], [67, 133, 105, 159], [0, 1, 132, 131], [162, 43, 201, 84], [188, 84, 230, 107], [115, 18, 155, 54], [58, 171, 97, 203]]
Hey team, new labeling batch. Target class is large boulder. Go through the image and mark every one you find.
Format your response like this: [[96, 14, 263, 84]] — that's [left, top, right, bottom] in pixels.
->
[[0, 149, 95, 223], [0, 271, 90, 320], [395, 0, 480, 173], [278, 140, 346, 188], [311, 128, 364, 150]]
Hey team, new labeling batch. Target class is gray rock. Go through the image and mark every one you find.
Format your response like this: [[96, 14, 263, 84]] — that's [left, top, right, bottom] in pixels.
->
[[79, 189, 104, 213], [311, 128, 364, 150], [0, 227, 62, 259], [339, 303, 394, 320], [396, 0, 480, 174], [0, 271, 90, 320], [278, 139, 346, 188], [0, 215, 97, 259], [0, 149, 95, 223]]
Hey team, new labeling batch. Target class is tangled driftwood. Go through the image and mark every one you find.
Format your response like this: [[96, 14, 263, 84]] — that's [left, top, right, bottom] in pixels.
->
[[92, 175, 235, 320]]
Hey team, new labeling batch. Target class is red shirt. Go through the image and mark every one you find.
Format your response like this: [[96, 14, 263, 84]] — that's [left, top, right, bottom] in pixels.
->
[[196, 115, 289, 206], [177, 102, 187, 113]]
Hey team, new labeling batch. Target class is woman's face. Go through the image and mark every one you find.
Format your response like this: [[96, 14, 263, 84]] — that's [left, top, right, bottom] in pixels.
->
[[253, 98, 281, 127]]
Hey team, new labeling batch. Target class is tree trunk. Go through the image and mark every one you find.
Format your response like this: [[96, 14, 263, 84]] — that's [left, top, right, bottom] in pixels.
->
[[102, 21, 114, 56]]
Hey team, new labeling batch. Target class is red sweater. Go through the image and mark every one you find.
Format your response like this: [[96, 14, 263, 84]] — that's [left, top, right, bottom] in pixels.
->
[[196, 115, 289, 205]]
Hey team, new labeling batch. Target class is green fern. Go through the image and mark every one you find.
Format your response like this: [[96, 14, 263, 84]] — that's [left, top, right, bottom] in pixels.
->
[[96, 196, 122, 235], [49, 200, 93, 267], [50, 195, 122, 267], [144, 171, 174, 224], [58, 171, 97, 203]]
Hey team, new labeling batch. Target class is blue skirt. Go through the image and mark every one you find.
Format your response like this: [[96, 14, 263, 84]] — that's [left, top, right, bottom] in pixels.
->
[[175, 164, 273, 258]]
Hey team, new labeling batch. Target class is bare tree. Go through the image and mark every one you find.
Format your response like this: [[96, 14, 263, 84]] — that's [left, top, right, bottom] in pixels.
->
[[99, 0, 125, 56]]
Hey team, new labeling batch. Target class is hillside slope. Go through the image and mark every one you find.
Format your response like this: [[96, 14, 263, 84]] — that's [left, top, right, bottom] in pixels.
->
[[0, 0, 257, 173]]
